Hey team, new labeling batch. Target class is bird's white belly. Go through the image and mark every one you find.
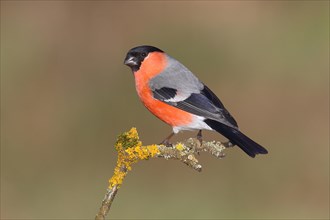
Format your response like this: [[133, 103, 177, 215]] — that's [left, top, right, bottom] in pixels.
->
[[172, 115, 212, 133]]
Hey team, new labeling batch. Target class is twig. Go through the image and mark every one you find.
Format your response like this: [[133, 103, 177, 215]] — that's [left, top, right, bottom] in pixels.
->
[[95, 128, 227, 220], [95, 185, 118, 220]]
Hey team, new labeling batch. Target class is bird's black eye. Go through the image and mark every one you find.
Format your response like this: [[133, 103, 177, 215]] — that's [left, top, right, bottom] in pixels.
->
[[141, 52, 147, 57]]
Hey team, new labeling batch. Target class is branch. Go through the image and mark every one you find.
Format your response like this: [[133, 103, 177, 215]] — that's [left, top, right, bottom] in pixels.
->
[[95, 128, 227, 220]]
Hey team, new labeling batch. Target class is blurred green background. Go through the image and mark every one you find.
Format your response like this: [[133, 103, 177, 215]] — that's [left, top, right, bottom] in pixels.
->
[[1, 1, 329, 219]]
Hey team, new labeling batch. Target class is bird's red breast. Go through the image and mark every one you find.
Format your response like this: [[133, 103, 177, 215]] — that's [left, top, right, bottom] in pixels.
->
[[134, 52, 193, 127]]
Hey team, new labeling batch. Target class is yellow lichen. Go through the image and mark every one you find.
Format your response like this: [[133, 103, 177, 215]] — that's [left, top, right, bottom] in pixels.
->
[[175, 143, 185, 151], [146, 145, 159, 157], [108, 128, 160, 188]]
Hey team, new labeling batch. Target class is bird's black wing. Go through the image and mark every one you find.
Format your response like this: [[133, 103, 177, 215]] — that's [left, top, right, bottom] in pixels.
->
[[201, 85, 238, 127], [152, 85, 238, 128], [152, 87, 177, 100]]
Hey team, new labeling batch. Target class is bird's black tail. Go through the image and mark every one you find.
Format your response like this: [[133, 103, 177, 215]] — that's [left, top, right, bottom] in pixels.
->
[[204, 119, 268, 158]]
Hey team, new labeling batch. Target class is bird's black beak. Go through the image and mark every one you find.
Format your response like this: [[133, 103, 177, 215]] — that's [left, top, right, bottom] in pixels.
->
[[124, 55, 138, 67]]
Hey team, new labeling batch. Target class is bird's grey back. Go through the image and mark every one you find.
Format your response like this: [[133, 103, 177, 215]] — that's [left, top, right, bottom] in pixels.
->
[[149, 55, 203, 94]]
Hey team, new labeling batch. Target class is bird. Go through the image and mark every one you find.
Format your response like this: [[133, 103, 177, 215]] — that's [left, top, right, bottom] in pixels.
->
[[124, 45, 268, 158]]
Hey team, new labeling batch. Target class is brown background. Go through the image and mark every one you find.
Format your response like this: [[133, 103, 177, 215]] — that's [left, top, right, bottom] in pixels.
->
[[1, 1, 329, 219]]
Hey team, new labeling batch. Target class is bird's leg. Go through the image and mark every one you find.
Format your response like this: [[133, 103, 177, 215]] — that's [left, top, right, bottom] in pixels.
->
[[197, 130, 203, 146], [160, 132, 175, 147], [223, 141, 234, 148]]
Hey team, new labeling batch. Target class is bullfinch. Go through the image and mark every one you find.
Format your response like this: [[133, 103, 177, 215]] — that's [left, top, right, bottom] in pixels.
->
[[124, 45, 268, 158]]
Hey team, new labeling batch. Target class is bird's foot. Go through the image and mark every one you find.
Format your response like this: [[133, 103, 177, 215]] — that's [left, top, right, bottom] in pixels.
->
[[223, 141, 234, 148], [160, 132, 175, 147], [159, 139, 173, 147]]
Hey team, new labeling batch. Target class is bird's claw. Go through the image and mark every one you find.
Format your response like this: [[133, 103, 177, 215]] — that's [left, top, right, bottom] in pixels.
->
[[223, 141, 234, 148], [159, 140, 173, 147]]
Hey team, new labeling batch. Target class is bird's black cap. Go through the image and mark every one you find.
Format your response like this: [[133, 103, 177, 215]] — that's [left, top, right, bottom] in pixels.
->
[[128, 45, 163, 54], [124, 45, 164, 72]]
